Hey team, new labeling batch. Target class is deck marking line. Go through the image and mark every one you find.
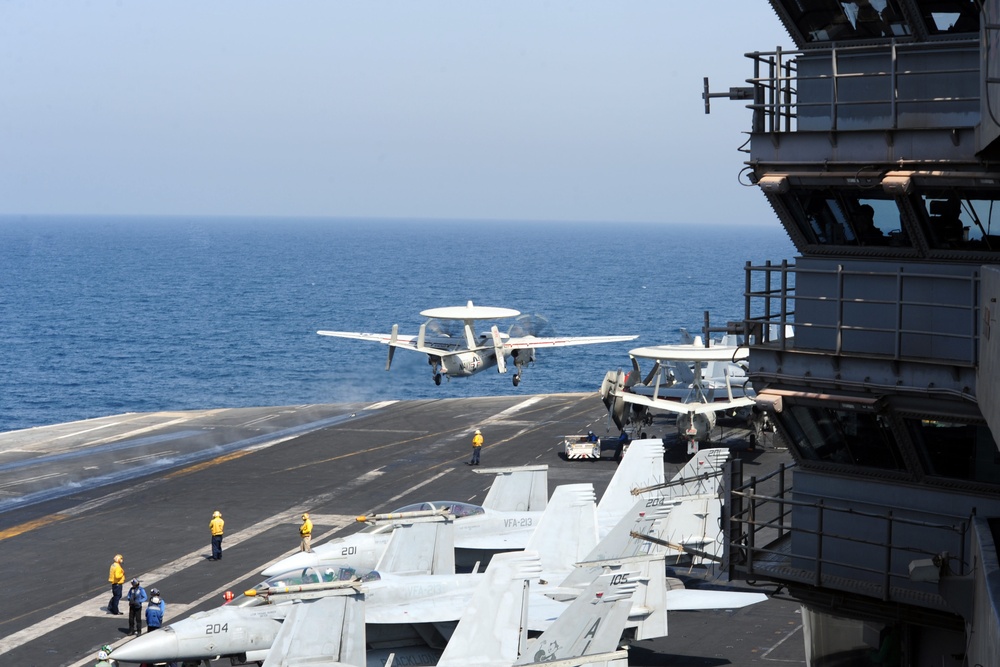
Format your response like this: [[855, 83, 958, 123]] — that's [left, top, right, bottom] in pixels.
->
[[53, 422, 121, 440], [760, 622, 805, 662]]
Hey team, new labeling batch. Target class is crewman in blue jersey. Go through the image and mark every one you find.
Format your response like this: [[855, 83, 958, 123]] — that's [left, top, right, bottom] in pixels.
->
[[126, 578, 147, 635]]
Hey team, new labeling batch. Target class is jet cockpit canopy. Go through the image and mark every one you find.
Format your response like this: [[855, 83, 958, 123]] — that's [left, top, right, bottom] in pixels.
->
[[391, 500, 486, 518]]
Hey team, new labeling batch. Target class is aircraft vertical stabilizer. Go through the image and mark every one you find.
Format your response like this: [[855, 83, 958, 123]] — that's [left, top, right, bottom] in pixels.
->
[[514, 570, 636, 667], [659, 493, 723, 565], [262, 590, 366, 667], [436, 551, 542, 667], [480, 465, 548, 512], [630, 555, 669, 641], [559, 498, 679, 589], [525, 484, 597, 576], [667, 448, 728, 497], [375, 517, 456, 575], [596, 439, 665, 537]]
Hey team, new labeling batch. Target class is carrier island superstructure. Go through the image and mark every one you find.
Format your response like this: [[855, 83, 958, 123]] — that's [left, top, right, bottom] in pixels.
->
[[706, 1, 1000, 664]]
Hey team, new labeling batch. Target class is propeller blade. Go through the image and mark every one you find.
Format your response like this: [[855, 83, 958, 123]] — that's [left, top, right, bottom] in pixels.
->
[[642, 361, 661, 387], [491, 325, 507, 374], [386, 324, 398, 371], [611, 370, 626, 429]]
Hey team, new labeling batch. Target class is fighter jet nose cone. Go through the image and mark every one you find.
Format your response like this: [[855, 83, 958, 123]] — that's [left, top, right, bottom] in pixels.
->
[[108, 627, 181, 662], [261, 551, 322, 577]]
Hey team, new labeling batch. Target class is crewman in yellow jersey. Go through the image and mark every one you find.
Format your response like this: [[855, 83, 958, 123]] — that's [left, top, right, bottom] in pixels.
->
[[209, 510, 225, 560], [299, 513, 313, 552], [468, 428, 483, 465], [107, 554, 125, 615]]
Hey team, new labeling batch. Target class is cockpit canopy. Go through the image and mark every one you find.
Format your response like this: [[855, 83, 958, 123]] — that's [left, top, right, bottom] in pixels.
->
[[391, 500, 486, 518]]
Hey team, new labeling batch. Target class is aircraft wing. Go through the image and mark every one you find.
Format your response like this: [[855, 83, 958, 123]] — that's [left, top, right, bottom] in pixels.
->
[[618, 390, 754, 416], [505, 334, 638, 350], [455, 527, 534, 551], [317, 330, 465, 354], [263, 592, 366, 667], [664, 587, 768, 610]]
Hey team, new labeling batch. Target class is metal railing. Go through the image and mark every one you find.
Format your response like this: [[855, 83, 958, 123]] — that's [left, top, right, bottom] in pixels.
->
[[725, 459, 971, 603], [745, 40, 979, 134], [743, 259, 980, 365]]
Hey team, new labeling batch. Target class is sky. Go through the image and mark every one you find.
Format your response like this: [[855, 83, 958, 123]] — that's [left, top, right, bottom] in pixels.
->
[[0, 1, 790, 225]]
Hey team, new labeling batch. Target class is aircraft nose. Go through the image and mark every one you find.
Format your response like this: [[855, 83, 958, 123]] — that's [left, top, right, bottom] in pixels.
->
[[109, 627, 181, 662], [261, 550, 324, 577]]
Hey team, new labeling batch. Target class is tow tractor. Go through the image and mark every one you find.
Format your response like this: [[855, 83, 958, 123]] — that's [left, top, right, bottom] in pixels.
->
[[562, 431, 632, 461]]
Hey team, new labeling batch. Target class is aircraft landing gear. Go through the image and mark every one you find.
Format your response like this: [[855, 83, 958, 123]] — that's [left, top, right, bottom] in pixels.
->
[[512, 374, 521, 387], [434, 373, 442, 385]]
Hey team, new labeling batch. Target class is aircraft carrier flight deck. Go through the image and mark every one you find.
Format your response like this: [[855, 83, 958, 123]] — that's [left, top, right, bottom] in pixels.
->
[[0, 394, 804, 666]]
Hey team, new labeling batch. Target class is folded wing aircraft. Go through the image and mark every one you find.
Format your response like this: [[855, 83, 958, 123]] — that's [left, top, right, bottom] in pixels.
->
[[264, 437, 668, 578], [601, 334, 755, 454], [111, 481, 767, 666], [319, 300, 637, 386], [261, 464, 549, 577]]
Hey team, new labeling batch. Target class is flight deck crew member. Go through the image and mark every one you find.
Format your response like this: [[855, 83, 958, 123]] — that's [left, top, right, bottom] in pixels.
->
[[108, 554, 125, 615], [300, 513, 314, 552], [210, 510, 225, 560], [146, 587, 165, 631], [469, 429, 483, 465], [94, 648, 114, 667], [126, 578, 148, 635]]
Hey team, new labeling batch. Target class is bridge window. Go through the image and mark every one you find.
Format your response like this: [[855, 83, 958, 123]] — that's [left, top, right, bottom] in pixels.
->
[[780, 404, 907, 471], [906, 419, 1000, 484], [784, 189, 910, 247], [914, 0, 979, 35], [781, 0, 910, 42], [913, 191, 1000, 252]]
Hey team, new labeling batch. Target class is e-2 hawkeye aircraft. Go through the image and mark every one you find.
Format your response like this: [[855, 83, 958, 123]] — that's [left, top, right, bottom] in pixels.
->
[[601, 333, 756, 454], [318, 301, 637, 386]]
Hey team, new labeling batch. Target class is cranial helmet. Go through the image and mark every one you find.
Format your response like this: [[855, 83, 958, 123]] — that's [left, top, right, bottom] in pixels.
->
[[302, 513, 309, 520], [98, 650, 109, 660], [213, 510, 221, 518], [114, 554, 123, 563], [475, 429, 481, 434]]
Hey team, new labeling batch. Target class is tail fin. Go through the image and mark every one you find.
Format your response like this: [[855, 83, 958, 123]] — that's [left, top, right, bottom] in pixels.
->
[[560, 497, 678, 589], [629, 555, 669, 640], [375, 517, 455, 575], [597, 439, 665, 537], [436, 551, 543, 667], [657, 493, 723, 565], [525, 484, 597, 576], [666, 448, 729, 498], [262, 589, 366, 667], [479, 465, 548, 512], [514, 570, 636, 667]]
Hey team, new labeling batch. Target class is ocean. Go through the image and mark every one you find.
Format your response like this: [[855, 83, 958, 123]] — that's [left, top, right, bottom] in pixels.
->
[[0, 216, 795, 433]]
